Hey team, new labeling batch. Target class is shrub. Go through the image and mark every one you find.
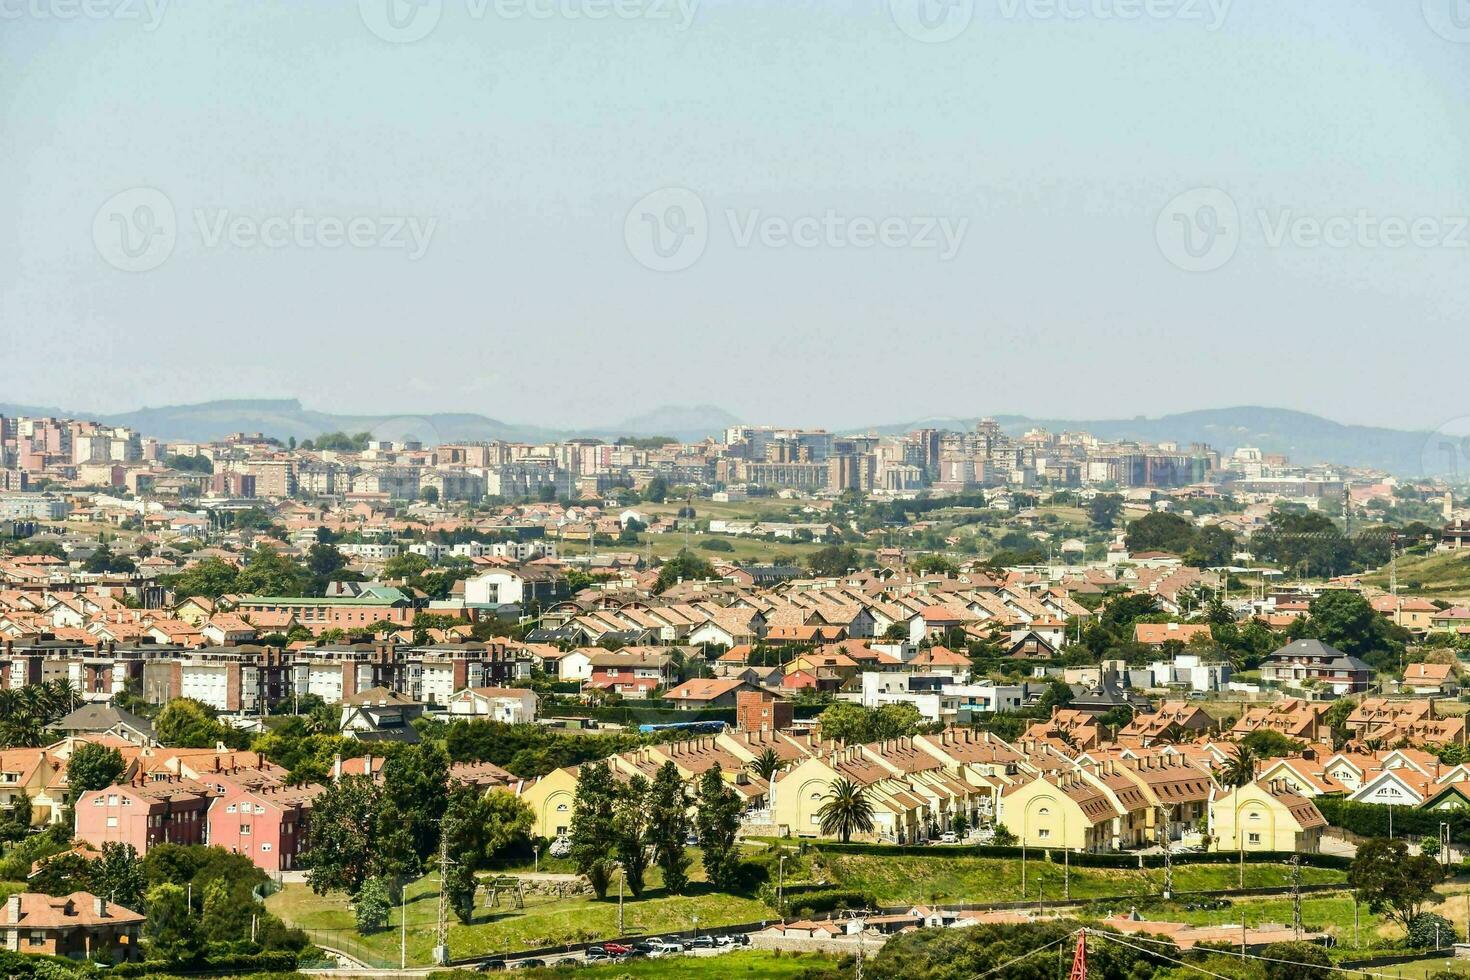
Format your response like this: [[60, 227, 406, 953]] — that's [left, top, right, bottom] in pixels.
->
[[1407, 912, 1460, 949]]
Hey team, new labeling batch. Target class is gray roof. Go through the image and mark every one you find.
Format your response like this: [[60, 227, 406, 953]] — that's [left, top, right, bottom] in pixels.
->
[[53, 703, 156, 740]]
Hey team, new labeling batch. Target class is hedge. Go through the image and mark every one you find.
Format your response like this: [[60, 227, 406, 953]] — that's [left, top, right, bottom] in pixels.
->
[[757, 883, 875, 918], [807, 841, 1352, 871], [109, 951, 299, 977], [1315, 797, 1470, 844]]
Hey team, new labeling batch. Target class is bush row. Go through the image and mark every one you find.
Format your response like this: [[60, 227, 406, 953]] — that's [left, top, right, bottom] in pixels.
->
[[110, 950, 298, 977], [1315, 797, 1470, 843], [807, 841, 1352, 870]]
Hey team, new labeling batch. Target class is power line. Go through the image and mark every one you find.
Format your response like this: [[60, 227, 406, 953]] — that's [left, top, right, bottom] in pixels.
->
[[966, 928, 1080, 980]]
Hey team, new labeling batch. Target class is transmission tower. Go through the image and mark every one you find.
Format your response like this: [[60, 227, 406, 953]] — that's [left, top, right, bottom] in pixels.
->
[[435, 833, 454, 965], [1290, 854, 1303, 940]]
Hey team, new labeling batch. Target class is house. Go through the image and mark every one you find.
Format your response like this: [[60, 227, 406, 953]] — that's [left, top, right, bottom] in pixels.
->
[[998, 770, 1123, 853], [583, 650, 673, 696], [1133, 623, 1213, 647], [1210, 780, 1326, 854], [662, 678, 763, 709], [201, 615, 258, 647], [1403, 662, 1456, 696], [445, 687, 538, 723], [51, 705, 156, 747], [74, 776, 213, 854], [1231, 698, 1330, 743], [206, 781, 322, 873], [1258, 639, 1374, 695], [1117, 701, 1215, 747], [339, 687, 425, 744], [0, 892, 143, 962]]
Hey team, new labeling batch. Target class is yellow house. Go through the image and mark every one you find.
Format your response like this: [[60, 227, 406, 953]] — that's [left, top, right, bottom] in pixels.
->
[[999, 771, 1120, 852], [1210, 780, 1326, 854], [518, 766, 579, 839], [773, 749, 928, 843]]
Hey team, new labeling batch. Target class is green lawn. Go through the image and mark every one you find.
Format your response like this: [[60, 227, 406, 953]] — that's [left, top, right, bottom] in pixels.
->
[[812, 852, 1347, 906], [266, 872, 773, 967], [1363, 549, 1470, 598]]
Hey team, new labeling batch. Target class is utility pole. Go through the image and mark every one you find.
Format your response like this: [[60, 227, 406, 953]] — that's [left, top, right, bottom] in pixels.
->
[[1290, 853, 1302, 940], [1063, 846, 1070, 902], [1021, 839, 1027, 898], [435, 832, 451, 966], [617, 865, 625, 936], [1161, 807, 1174, 901]]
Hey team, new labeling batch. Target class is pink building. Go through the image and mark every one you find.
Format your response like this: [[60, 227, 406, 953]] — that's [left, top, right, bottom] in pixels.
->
[[206, 783, 323, 873], [74, 776, 213, 854]]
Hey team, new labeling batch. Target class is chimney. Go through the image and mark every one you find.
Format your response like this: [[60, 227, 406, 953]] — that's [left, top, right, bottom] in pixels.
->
[[6, 894, 19, 923], [94, 896, 108, 918], [332, 754, 342, 780]]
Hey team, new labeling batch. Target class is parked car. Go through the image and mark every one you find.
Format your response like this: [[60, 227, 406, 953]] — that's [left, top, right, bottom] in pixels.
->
[[584, 945, 612, 960], [688, 935, 717, 949], [604, 942, 635, 956], [647, 937, 685, 953], [938, 832, 958, 844], [513, 959, 547, 970], [474, 960, 507, 972]]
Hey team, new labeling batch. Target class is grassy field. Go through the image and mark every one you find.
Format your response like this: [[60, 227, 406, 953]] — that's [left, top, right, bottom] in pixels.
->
[[811, 852, 1347, 906], [266, 871, 773, 967], [637, 531, 829, 563], [1363, 550, 1470, 599]]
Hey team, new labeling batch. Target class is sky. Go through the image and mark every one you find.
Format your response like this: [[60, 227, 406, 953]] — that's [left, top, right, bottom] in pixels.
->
[[2, 0, 1468, 433]]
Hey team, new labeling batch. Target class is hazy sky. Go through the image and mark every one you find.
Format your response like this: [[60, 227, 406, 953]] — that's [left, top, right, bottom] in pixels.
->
[[3, 0, 1468, 432]]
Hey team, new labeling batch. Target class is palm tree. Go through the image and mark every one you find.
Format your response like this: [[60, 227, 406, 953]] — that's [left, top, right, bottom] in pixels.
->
[[1221, 744, 1256, 789], [817, 778, 875, 844], [747, 748, 781, 782]]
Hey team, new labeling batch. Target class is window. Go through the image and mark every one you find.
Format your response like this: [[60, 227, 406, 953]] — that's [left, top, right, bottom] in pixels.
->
[[240, 824, 251, 835], [28, 931, 45, 946], [1248, 833, 1261, 844], [106, 816, 118, 828], [261, 842, 272, 852], [1038, 829, 1050, 839], [226, 804, 236, 813]]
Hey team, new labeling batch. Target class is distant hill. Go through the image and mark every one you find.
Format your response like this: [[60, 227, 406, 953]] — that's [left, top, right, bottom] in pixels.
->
[[0, 400, 1445, 476]]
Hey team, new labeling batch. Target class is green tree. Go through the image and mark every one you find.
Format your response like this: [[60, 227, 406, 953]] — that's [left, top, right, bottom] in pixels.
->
[[1124, 512, 1197, 555], [695, 766, 743, 891], [376, 742, 450, 875], [654, 549, 717, 593], [66, 742, 125, 795], [817, 777, 875, 844], [807, 545, 862, 577], [167, 557, 240, 599], [1239, 730, 1304, 759], [746, 747, 781, 782], [641, 477, 668, 503], [94, 842, 146, 911], [200, 875, 252, 942], [569, 760, 617, 899], [817, 702, 871, 744], [1260, 940, 1332, 979], [155, 698, 247, 749], [612, 775, 652, 898], [1221, 743, 1257, 789], [648, 762, 692, 895], [1349, 837, 1444, 933], [0, 793, 31, 843], [354, 875, 393, 934], [143, 882, 200, 962], [304, 775, 382, 896], [870, 702, 925, 740], [235, 545, 309, 596], [1087, 494, 1122, 529]]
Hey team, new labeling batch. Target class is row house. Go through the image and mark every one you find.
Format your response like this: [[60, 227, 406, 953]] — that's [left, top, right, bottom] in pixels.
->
[[74, 775, 213, 853]]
